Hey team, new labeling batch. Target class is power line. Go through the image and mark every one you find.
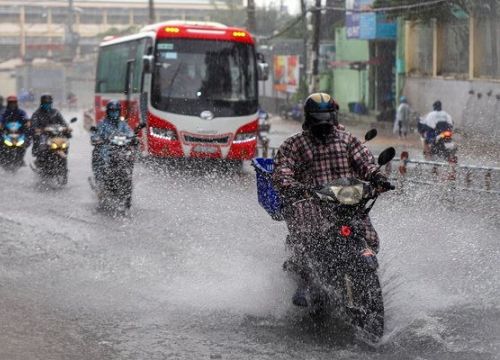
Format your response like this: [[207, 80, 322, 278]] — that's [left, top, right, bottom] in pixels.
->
[[319, 0, 448, 13], [263, 12, 306, 41], [263, 0, 449, 41]]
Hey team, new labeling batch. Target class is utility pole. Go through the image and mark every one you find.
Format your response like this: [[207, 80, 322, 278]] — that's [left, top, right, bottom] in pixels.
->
[[311, 0, 322, 92], [148, 0, 155, 24], [300, 0, 308, 98], [66, 0, 79, 60], [247, 0, 257, 34], [488, 0, 498, 76]]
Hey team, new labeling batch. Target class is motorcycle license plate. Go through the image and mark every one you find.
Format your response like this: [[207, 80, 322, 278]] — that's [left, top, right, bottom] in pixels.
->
[[193, 145, 218, 154]]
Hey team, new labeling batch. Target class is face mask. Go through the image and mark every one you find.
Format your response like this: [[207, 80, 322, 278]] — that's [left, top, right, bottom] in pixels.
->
[[311, 123, 333, 142], [7, 103, 17, 111], [40, 103, 52, 111], [108, 110, 120, 121]]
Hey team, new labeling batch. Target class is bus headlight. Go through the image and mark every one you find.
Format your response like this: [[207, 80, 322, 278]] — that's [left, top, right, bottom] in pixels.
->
[[233, 132, 256, 143], [150, 127, 178, 141]]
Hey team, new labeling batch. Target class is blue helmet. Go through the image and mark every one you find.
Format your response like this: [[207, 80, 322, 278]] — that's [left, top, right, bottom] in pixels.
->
[[106, 100, 121, 121]]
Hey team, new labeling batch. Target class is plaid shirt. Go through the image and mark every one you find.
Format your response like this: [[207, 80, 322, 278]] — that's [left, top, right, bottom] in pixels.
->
[[272, 127, 380, 247]]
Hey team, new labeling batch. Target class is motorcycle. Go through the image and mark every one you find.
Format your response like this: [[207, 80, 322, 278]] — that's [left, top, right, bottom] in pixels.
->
[[280, 103, 302, 121], [285, 147, 396, 340], [0, 121, 28, 171], [430, 122, 457, 162], [418, 120, 457, 162], [257, 109, 271, 144], [32, 117, 77, 186], [89, 123, 144, 212]]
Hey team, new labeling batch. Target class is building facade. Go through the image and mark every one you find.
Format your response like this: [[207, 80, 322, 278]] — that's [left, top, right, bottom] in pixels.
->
[[402, 12, 500, 138], [0, 0, 239, 61]]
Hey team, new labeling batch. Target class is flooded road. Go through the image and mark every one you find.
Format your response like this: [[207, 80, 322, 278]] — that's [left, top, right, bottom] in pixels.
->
[[0, 119, 498, 360]]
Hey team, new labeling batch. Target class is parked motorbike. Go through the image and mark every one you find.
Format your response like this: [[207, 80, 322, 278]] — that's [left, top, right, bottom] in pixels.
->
[[285, 147, 396, 340], [89, 123, 144, 212], [280, 103, 302, 121], [32, 117, 77, 186], [0, 121, 28, 171], [258, 109, 271, 144]]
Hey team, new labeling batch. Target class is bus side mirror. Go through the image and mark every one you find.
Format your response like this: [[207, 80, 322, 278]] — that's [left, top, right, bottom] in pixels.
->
[[143, 55, 154, 74], [257, 53, 269, 81]]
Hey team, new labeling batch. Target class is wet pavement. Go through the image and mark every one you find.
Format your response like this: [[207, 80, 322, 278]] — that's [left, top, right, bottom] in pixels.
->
[[0, 113, 498, 359]]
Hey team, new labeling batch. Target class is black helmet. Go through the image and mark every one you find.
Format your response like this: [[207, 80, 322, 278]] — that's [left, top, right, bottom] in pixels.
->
[[40, 94, 53, 104], [106, 100, 121, 121], [303, 93, 339, 129], [304, 92, 339, 114], [303, 93, 339, 142], [433, 100, 442, 111]]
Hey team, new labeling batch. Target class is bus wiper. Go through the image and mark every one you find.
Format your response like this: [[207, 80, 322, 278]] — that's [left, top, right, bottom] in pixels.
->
[[166, 63, 183, 99]]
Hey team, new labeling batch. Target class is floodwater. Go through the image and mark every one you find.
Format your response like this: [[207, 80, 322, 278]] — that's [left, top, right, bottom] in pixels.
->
[[0, 117, 498, 360]]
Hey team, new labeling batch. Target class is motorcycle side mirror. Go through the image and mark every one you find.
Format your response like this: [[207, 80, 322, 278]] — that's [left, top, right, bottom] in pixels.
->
[[134, 123, 146, 134], [89, 126, 97, 133], [364, 129, 377, 143], [378, 147, 396, 166], [70, 117, 77, 123]]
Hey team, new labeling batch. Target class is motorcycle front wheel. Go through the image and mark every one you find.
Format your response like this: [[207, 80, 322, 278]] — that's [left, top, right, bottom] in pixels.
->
[[349, 271, 384, 339]]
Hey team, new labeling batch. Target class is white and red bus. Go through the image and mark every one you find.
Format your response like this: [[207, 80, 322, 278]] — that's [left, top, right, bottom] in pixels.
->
[[95, 21, 268, 161]]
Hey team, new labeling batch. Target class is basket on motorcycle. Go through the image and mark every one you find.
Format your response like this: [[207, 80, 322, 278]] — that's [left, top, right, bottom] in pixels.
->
[[251, 158, 283, 221]]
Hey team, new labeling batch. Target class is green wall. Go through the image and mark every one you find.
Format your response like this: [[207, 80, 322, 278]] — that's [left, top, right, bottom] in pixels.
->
[[333, 28, 371, 111]]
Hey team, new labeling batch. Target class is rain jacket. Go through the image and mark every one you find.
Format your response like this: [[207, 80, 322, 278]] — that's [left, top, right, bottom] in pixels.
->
[[31, 108, 67, 130], [91, 117, 134, 180], [31, 108, 68, 155], [394, 102, 411, 135], [0, 108, 29, 131]]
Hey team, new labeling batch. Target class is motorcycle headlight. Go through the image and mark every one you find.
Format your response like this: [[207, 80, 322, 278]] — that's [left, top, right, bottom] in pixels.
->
[[335, 185, 363, 205], [50, 143, 59, 150], [61, 142, 68, 149], [4, 139, 13, 147], [16, 139, 25, 147], [233, 132, 257, 143]]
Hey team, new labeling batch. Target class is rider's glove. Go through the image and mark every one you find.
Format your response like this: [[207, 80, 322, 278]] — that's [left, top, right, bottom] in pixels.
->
[[371, 173, 394, 191]]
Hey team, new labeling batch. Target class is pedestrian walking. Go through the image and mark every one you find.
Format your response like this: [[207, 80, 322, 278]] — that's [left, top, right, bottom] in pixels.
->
[[394, 96, 411, 139]]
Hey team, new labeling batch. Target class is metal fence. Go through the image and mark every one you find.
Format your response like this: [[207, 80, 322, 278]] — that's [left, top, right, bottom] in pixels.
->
[[255, 144, 500, 194]]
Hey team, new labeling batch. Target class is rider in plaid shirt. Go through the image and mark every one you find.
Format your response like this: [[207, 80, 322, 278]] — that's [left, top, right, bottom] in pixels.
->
[[272, 93, 389, 306], [273, 93, 386, 247]]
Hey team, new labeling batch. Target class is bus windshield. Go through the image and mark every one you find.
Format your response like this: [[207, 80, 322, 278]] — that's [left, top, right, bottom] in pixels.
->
[[152, 39, 258, 117]]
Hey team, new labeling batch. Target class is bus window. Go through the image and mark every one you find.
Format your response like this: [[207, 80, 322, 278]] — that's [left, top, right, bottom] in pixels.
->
[[152, 39, 258, 117], [96, 42, 132, 94], [133, 38, 147, 93]]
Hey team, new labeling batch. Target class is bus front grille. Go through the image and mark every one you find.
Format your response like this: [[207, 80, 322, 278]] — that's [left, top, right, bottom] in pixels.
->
[[183, 134, 230, 145]]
